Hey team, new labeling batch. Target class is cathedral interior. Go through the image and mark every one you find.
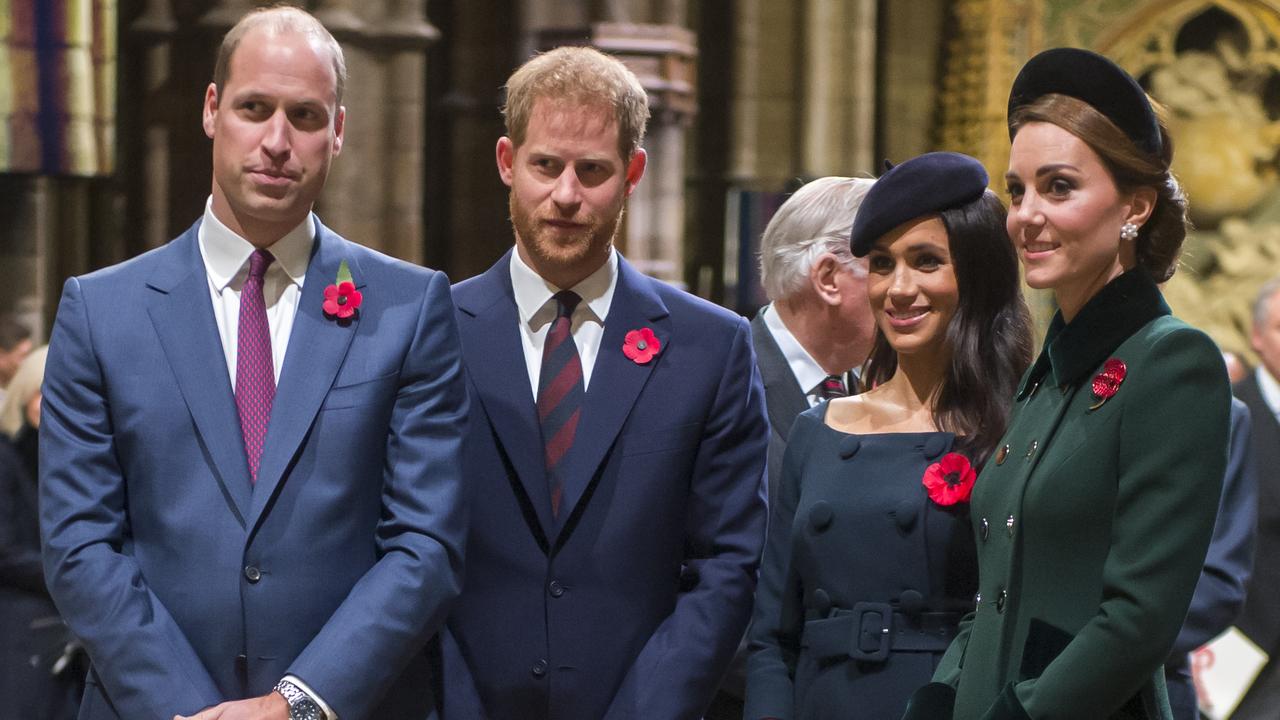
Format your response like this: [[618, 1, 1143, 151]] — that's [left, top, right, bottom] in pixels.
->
[[5, 0, 1280, 365]]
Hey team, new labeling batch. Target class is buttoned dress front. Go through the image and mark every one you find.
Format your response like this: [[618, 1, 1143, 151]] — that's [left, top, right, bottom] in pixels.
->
[[746, 405, 978, 720], [915, 270, 1231, 720]]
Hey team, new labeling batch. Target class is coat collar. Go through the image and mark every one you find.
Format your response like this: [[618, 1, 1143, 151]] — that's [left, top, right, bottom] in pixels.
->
[[1019, 268, 1169, 398]]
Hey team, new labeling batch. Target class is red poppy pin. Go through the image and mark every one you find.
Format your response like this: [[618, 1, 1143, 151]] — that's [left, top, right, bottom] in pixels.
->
[[622, 327, 661, 364], [1089, 358, 1127, 410], [922, 452, 976, 506], [323, 260, 362, 320]]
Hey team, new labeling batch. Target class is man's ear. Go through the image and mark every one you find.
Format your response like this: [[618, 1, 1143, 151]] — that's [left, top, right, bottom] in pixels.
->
[[202, 83, 219, 140], [496, 136, 515, 187], [331, 106, 345, 156], [809, 253, 844, 306], [1124, 186, 1158, 229], [623, 148, 647, 197]]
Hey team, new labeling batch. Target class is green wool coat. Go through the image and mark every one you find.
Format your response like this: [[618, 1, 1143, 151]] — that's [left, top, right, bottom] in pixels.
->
[[904, 269, 1232, 720]]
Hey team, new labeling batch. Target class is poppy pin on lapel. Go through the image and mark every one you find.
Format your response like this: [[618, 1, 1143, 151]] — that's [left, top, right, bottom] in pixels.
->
[[1089, 358, 1126, 410]]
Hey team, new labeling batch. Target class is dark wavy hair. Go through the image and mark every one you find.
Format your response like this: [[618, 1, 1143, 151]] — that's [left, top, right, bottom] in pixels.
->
[[861, 191, 1034, 467]]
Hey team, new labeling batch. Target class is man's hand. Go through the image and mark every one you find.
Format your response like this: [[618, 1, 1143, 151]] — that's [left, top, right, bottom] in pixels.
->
[[174, 692, 289, 720]]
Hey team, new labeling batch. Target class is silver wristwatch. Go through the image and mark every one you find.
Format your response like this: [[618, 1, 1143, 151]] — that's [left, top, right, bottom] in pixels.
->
[[274, 679, 324, 720]]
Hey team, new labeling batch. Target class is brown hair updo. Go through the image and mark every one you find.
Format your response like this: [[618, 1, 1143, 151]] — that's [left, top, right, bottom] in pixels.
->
[[1009, 93, 1188, 282]]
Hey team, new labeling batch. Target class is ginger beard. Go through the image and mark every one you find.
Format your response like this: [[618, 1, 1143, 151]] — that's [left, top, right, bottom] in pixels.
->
[[508, 188, 625, 273]]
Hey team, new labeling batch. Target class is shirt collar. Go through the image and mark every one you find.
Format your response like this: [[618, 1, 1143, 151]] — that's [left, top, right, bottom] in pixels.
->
[[1019, 268, 1170, 398], [509, 247, 618, 328], [1256, 365, 1280, 417], [762, 303, 830, 395], [198, 197, 315, 291]]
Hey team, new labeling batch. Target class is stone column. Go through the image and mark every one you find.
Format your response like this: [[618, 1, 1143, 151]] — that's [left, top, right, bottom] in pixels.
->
[[800, 0, 876, 176]]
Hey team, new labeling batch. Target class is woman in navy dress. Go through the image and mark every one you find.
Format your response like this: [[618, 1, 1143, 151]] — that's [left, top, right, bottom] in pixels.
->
[[745, 152, 1033, 720]]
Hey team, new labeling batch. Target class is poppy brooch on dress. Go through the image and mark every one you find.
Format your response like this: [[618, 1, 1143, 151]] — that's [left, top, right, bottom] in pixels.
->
[[323, 260, 362, 320], [1089, 358, 1127, 410], [922, 452, 976, 506], [622, 327, 661, 364]]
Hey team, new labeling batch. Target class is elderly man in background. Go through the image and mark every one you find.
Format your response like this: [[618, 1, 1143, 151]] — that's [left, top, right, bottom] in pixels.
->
[[1232, 276, 1280, 719], [706, 176, 877, 720]]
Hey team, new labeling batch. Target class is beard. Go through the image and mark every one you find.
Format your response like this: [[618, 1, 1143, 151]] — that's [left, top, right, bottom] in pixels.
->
[[509, 191, 624, 276]]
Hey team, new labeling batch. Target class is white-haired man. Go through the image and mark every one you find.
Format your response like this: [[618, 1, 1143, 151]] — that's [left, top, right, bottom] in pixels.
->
[[707, 176, 877, 719]]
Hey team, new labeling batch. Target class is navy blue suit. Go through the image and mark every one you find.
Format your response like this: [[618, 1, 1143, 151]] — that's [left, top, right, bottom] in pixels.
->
[[1164, 398, 1257, 719], [40, 221, 468, 719], [441, 251, 769, 719]]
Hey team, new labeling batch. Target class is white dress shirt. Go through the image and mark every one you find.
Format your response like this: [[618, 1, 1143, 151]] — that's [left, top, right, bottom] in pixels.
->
[[510, 248, 618, 398], [197, 198, 313, 388], [197, 199, 336, 719], [762, 303, 856, 406], [1256, 365, 1280, 419]]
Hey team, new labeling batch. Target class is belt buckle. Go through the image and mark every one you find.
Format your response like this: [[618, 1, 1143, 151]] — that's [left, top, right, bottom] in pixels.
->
[[849, 601, 893, 662]]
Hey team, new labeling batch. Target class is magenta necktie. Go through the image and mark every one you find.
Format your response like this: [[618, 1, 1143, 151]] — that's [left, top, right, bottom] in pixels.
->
[[818, 374, 848, 399], [236, 249, 276, 483], [537, 291, 584, 517]]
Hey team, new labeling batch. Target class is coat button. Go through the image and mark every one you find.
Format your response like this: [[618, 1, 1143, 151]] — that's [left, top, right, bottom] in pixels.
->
[[923, 435, 949, 460], [975, 591, 982, 605], [244, 566, 261, 583], [995, 445, 1009, 465], [839, 437, 862, 459], [809, 502, 834, 532], [1006, 515, 1015, 537], [899, 589, 924, 615], [1025, 440, 1038, 459], [893, 499, 917, 532], [532, 659, 548, 677], [548, 580, 565, 598], [996, 589, 1008, 613], [980, 517, 990, 541], [811, 588, 833, 616]]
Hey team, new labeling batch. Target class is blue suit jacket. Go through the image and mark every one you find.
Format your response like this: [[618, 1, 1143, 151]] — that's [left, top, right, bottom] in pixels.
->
[[440, 251, 769, 719], [1164, 397, 1257, 720], [40, 221, 468, 720]]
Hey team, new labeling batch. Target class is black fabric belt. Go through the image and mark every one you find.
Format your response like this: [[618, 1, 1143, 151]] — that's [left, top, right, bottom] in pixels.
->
[[801, 602, 962, 663]]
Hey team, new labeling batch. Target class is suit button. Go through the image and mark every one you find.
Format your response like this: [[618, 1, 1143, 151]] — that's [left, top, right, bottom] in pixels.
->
[[531, 659, 548, 677], [809, 502, 834, 532], [244, 566, 261, 583], [1006, 515, 1015, 537], [996, 589, 1008, 613], [980, 518, 990, 541], [548, 580, 565, 598]]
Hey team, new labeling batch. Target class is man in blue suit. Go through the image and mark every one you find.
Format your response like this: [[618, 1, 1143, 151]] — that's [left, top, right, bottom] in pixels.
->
[[441, 47, 770, 719], [39, 7, 467, 720]]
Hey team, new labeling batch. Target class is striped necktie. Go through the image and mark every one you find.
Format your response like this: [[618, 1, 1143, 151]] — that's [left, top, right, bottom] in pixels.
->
[[537, 291, 585, 517], [818, 374, 848, 400]]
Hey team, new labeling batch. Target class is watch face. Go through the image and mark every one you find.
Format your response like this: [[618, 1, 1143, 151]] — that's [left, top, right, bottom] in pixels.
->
[[291, 699, 322, 720]]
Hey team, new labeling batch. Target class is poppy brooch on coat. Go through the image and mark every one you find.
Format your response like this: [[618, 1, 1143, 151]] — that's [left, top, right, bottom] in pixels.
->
[[1089, 358, 1127, 410], [622, 327, 661, 364], [922, 452, 976, 506], [323, 259, 362, 320]]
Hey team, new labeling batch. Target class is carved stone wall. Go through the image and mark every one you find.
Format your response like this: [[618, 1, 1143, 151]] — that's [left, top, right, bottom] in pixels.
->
[[935, 0, 1280, 358]]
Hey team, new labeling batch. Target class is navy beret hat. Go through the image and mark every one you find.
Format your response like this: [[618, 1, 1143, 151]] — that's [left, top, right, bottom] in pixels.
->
[[1007, 47, 1162, 157], [850, 151, 989, 257]]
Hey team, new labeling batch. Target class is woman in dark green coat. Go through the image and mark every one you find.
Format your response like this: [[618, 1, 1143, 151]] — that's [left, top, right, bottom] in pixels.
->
[[904, 48, 1233, 720]]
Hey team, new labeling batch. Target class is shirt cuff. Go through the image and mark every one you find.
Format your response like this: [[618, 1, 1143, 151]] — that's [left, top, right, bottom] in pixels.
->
[[283, 674, 338, 720]]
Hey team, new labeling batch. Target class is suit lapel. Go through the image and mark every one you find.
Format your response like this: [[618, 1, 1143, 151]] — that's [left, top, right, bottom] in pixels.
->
[[456, 252, 556, 536], [247, 224, 360, 532], [751, 310, 809, 442], [553, 259, 669, 539], [146, 223, 252, 523]]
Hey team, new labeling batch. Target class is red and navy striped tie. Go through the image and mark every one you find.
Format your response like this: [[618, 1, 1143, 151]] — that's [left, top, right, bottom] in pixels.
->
[[537, 291, 585, 517], [818, 374, 847, 400]]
